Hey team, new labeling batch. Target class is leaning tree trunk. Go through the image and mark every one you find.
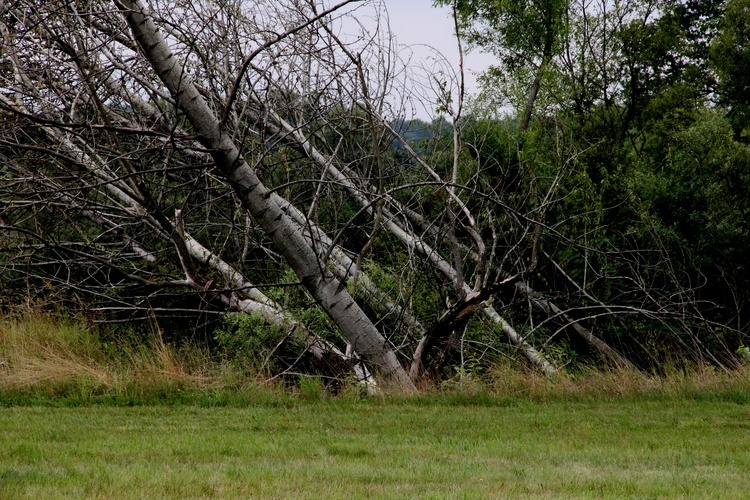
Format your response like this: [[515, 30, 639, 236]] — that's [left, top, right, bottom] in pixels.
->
[[115, 0, 414, 391], [263, 110, 556, 377]]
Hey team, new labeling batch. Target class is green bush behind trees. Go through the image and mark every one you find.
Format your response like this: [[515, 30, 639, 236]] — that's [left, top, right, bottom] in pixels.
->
[[433, 0, 749, 365]]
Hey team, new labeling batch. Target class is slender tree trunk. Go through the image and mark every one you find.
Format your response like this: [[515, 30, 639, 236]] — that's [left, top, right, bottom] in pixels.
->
[[261, 105, 556, 378], [519, 23, 554, 134], [513, 281, 635, 369], [519, 66, 544, 134], [115, 0, 414, 391]]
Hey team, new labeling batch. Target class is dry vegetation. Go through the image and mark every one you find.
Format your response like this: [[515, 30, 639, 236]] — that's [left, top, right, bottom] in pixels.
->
[[0, 310, 238, 401], [2, 309, 750, 405]]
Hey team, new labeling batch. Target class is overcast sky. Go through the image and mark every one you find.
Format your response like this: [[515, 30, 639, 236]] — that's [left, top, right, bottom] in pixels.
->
[[339, 0, 497, 119], [383, 0, 495, 90]]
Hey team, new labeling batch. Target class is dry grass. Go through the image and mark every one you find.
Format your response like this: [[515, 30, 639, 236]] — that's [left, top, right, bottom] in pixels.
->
[[124, 331, 220, 390], [0, 313, 113, 389], [485, 362, 750, 401], [2, 309, 749, 404], [0, 310, 228, 398]]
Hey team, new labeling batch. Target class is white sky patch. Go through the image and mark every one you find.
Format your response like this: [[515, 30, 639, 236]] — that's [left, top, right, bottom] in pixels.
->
[[336, 0, 496, 120], [384, 0, 495, 93]]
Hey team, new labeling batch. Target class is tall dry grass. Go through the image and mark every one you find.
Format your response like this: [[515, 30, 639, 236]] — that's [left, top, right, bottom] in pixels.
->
[[2, 310, 749, 403], [0, 312, 113, 390], [485, 362, 750, 401], [0, 310, 233, 398]]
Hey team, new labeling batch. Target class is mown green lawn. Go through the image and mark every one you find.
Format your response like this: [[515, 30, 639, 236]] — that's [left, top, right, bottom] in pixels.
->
[[1, 398, 749, 498]]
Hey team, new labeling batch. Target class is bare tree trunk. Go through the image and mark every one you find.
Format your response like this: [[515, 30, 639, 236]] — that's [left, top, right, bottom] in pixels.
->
[[513, 281, 635, 369], [180, 230, 377, 390], [261, 105, 556, 378], [277, 195, 427, 339], [115, 0, 414, 391]]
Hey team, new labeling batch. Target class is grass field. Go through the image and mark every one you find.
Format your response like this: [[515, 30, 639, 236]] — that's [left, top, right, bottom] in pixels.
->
[[3, 312, 750, 497], [2, 397, 750, 498]]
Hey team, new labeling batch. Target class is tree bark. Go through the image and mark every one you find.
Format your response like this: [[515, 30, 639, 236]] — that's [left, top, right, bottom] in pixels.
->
[[115, 0, 414, 391], [262, 107, 556, 378]]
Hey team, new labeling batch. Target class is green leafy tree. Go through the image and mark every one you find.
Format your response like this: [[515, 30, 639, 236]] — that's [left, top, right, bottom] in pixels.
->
[[711, 0, 750, 137], [437, 0, 568, 132]]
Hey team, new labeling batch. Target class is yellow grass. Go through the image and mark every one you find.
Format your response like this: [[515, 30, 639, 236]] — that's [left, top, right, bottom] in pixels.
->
[[2, 309, 749, 402], [0, 311, 223, 396], [486, 361, 750, 401]]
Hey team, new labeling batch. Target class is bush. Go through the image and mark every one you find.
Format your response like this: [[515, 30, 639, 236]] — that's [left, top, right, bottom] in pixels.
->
[[213, 312, 293, 369]]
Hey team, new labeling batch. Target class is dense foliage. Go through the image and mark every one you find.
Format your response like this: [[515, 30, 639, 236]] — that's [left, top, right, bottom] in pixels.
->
[[0, 0, 747, 387]]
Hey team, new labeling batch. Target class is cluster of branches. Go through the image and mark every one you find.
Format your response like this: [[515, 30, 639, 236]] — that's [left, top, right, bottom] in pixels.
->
[[0, 0, 742, 390]]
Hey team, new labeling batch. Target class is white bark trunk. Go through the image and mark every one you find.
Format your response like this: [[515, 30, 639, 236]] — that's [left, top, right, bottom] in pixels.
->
[[267, 109, 555, 375], [115, 0, 413, 390], [276, 194, 426, 337], [181, 232, 376, 389]]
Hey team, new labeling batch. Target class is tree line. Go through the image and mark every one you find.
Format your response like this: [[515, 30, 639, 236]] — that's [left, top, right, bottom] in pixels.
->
[[1, 0, 748, 389]]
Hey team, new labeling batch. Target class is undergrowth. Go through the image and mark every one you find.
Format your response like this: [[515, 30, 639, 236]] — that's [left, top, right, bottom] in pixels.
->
[[2, 310, 749, 407]]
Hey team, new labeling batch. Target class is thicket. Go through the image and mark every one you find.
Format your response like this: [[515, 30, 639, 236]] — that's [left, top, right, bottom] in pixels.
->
[[1, 0, 749, 389]]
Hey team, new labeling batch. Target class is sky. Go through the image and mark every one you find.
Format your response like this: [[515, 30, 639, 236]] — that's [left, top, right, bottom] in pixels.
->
[[339, 0, 497, 119], [383, 0, 495, 92]]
